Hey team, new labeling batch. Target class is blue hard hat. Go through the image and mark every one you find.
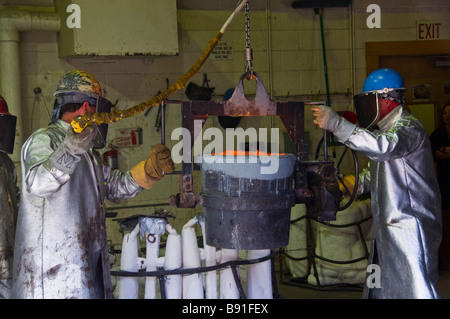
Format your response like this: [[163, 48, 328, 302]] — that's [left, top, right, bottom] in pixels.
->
[[362, 68, 405, 93]]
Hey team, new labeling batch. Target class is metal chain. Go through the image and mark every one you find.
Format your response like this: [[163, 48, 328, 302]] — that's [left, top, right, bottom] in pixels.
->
[[244, 1, 254, 79], [245, 2, 251, 49]]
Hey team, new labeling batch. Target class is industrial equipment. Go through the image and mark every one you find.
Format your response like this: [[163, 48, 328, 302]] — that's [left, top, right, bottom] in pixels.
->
[[167, 73, 358, 246], [166, 0, 358, 250]]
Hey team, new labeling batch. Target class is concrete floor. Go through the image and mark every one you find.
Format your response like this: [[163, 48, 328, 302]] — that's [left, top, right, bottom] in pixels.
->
[[275, 271, 450, 299]]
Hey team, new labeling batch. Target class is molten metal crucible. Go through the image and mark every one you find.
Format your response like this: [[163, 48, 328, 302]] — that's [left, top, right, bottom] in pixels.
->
[[201, 153, 296, 250]]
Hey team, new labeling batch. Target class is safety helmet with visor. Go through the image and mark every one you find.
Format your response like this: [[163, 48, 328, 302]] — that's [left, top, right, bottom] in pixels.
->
[[353, 68, 406, 128], [0, 94, 17, 154], [52, 71, 112, 149]]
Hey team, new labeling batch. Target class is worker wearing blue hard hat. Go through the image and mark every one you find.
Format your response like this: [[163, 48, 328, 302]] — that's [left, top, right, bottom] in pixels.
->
[[311, 68, 442, 299]]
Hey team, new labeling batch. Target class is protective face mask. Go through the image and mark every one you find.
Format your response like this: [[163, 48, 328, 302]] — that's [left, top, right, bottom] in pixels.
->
[[91, 95, 112, 149], [353, 92, 380, 129], [0, 114, 17, 154], [53, 91, 112, 149]]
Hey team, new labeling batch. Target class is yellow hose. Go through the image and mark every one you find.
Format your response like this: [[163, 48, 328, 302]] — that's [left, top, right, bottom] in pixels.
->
[[71, 32, 223, 133]]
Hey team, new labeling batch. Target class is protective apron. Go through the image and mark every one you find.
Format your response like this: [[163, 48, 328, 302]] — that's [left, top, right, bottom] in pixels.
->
[[12, 120, 143, 299], [0, 152, 19, 298], [334, 106, 442, 298]]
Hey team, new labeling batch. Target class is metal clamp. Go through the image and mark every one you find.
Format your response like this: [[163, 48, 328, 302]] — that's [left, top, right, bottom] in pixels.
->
[[224, 72, 276, 116]]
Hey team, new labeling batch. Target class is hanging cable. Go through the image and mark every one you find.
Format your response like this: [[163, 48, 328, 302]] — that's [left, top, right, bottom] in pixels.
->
[[71, 0, 250, 133]]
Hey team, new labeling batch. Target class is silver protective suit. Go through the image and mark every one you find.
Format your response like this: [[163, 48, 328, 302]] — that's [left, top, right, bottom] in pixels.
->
[[12, 120, 143, 299], [334, 105, 442, 298], [0, 152, 19, 299]]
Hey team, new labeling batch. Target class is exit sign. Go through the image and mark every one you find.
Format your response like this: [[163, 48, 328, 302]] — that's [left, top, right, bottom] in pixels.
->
[[417, 21, 442, 40]]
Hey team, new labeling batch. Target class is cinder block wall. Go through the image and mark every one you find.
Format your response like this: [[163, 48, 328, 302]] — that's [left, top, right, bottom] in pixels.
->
[[16, 0, 450, 249]]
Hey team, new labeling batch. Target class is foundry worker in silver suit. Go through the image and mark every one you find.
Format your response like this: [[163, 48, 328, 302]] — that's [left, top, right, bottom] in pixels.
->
[[311, 68, 442, 298], [0, 95, 19, 299], [12, 71, 174, 299]]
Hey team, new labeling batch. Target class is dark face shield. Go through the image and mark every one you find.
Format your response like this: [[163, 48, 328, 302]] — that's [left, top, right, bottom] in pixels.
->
[[0, 114, 17, 154], [353, 92, 380, 129], [91, 95, 112, 149]]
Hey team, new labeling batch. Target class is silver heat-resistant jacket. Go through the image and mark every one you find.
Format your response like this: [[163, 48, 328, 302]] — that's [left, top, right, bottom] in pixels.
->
[[334, 105, 442, 298], [0, 152, 19, 298], [12, 120, 143, 299]]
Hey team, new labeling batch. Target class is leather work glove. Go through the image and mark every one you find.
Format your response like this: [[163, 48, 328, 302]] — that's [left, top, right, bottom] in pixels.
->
[[311, 105, 356, 142], [144, 144, 175, 179], [130, 144, 174, 189], [49, 126, 96, 174]]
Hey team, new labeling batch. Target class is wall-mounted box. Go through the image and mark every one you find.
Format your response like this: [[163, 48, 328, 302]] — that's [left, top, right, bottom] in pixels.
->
[[56, 0, 178, 57]]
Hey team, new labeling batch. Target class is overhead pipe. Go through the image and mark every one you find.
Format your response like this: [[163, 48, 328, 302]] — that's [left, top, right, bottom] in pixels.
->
[[0, 6, 60, 163]]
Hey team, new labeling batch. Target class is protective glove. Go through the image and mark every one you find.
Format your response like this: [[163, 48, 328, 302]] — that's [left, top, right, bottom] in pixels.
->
[[311, 105, 342, 132], [311, 105, 356, 142], [338, 174, 357, 197], [144, 144, 174, 179], [49, 126, 96, 174], [130, 144, 174, 189]]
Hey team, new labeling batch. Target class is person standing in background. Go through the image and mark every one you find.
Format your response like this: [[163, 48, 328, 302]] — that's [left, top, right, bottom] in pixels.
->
[[311, 68, 442, 298], [430, 103, 450, 270], [0, 95, 20, 299], [430, 103, 450, 210]]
